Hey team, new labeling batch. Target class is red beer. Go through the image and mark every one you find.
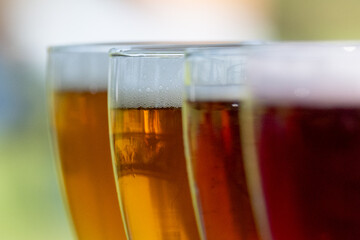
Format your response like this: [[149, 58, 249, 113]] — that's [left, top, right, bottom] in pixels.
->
[[252, 105, 360, 240], [243, 43, 360, 240], [185, 101, 259, 240]]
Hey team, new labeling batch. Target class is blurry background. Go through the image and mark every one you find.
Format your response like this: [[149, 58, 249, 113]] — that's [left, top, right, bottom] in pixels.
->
[[0, 0, 359, 239]]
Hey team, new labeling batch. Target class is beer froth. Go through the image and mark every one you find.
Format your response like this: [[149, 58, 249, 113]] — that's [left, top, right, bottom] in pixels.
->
[[49, 52, 109, 91], [115, 85, 183, 108], [113, 56, 185, 108], [248, 45, 360, 107], [185, 85, 245, 103]]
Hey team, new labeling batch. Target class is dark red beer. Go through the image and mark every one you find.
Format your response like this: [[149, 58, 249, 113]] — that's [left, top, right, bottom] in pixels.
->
[[185, 101, 259, 240], [253, 105, 360, 240]]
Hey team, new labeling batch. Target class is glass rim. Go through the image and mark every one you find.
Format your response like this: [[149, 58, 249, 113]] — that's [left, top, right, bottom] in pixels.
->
[[185, 40, 360, 57], [47, 42, 156, 54], [110, 49, 185, 58], [108, 42, 252, 58], [48, 41, 241, 54], [185, 44, 262, 58]]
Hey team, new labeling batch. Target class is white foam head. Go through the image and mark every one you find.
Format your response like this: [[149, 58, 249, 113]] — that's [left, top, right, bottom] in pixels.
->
[[48, 43, 242, 93], [110, 44, 255, 107], [110, 51, 185, 108], [247, 44, 360, 107], [185, 47, 248, 102], [48, 51, 110, 91], [47, 44, 148, 91], [48, 43, 189, 91], [185, 85, 245, 102]]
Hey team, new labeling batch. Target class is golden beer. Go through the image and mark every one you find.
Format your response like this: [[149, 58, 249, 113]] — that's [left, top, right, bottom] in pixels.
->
[[111, 107, 200, 240], [47, 44, 144, 239], [52, 90, 126, 239]]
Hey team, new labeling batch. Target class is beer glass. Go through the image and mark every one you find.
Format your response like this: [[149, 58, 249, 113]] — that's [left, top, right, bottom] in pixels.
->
[[47, 43, 146, 240], [183, 48, 259, 240], [242, 44, 360, 240], [108, 48, 205, 240], [48, 42, 240, 240]]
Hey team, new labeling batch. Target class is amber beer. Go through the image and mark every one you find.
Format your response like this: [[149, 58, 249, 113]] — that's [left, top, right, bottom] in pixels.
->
[[47, 44, 137, 239], [53, 90, 126, 239], [111, 106, 200, 240], [184, 100, 259, 240], [249, 104, 360, 240]]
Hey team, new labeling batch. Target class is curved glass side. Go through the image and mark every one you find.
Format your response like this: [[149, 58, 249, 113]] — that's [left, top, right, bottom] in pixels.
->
[[183, 46, 260, 240]]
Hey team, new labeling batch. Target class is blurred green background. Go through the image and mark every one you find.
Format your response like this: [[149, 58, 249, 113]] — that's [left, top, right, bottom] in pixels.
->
[[1, 0, 360, 239], [0, 69, 72, 239], [274, 0, 360, 40]]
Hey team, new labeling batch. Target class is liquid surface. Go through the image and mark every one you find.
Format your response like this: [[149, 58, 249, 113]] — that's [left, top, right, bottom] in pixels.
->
[[111, 107, 200, 240], [251, 105, 360, 240], [184, 101, 259, 240], [53, 91, 126, 240]]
